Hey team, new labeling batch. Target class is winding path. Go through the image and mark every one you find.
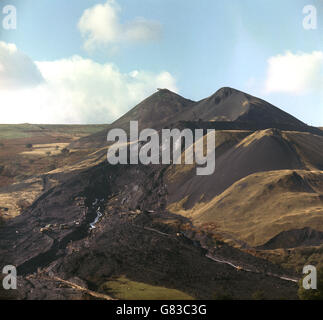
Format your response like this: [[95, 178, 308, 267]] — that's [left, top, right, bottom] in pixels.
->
[[205, 253, 299, 283]]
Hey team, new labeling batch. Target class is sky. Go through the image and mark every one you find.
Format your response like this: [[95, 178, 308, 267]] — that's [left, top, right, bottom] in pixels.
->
[[0, 0, 323, 125]]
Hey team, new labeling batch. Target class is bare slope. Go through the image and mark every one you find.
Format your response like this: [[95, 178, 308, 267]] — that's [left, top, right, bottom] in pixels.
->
[[71, 89, 195, 148], [166, 129, 305, 209], [177, 87, 307, 126], [283, 131, 323, 170]]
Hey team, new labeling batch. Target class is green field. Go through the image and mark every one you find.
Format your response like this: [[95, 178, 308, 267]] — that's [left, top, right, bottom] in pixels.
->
[[100, 276, 195, 300]]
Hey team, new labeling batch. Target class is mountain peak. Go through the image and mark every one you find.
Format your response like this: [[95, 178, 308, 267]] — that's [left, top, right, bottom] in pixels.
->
[[156, 88, 174, 93], [153, 88, 184, 99], [211, 87, 243, 98]]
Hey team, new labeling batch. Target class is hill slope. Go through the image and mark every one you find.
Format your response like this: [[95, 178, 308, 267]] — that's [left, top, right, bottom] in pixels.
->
[[166, 129, 307, 209], [168, 170, 323, 247]]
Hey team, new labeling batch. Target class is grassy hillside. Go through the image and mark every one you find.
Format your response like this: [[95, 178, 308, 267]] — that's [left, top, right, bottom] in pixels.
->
[[168, 170, 323, 247], [166, 129, 323, 248]]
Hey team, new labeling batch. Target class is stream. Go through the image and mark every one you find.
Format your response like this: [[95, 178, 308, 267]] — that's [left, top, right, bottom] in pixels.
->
[[89, 198, 104, 230]]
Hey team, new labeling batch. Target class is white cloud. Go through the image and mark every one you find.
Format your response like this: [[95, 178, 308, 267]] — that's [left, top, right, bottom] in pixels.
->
[[265, 51, 323, 94], [0, 42, 44, 90], [78, 0, 162, 51], [0, 43, 177, 124]]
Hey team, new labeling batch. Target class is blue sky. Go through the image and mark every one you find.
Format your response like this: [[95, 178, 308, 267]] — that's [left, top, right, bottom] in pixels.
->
[[0, 0, 322, 125]]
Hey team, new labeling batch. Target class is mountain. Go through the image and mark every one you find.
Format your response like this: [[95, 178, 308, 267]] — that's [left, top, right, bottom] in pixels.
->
[[1, 87, 323, 300], [71, 89, 195, 148], [72, 87, 321, 149], [166, 128, 323, 247], [166, 129, 303, 206], [178, 87, 307, 125]]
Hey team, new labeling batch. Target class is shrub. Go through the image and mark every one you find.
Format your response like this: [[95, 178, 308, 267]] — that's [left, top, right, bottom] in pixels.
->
[[214, 290, 234, 300], [61, 148, 70, 155], [25, 143, 32, 149], [48, 163, 57, 171], [252, 290, 266, 300], [16, 199, 31, 211]]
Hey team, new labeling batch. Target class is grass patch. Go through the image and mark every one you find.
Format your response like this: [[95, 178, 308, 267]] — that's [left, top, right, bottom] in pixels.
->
[[0, 124, 107, 140], [100, 276, 194, 300]]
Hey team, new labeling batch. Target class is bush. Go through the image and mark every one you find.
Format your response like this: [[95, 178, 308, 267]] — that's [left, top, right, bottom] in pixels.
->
[[48, 163, 57, 171], [16, 199, 31, 212], [252, 290, 266, 300], [214, 290, 234, 300], [25, 143, 32, 149], [61, 148, 70, 155]]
